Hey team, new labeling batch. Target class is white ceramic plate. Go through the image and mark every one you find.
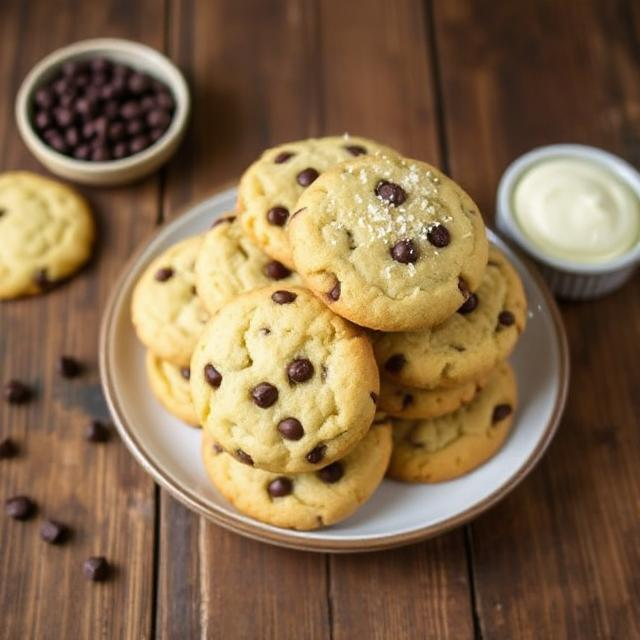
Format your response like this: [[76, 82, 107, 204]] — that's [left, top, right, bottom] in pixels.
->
[[100, 187, 569, 552]]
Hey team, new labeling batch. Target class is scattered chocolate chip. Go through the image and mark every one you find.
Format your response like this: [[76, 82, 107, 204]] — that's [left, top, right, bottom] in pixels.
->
[[263, 260, 291, 280], [180, 367, 191, 381], [267, 477, 293, 497], [86, 420, 110, 443], [235, 449, 254, 466], [34, 268, 52, 290], [277, 418, 304, 440], [384, 354, 406, 373], [0, 438, 18, 459], [204, 364, 222, 388], [251, 382, 278, 408], [272, 290, 297, 304], [5, 496, 36, 520], [259, 327, 271, 336], [83, 556, 110, 582], [390, 239, 419, 264], [41, 520, 69, 544], [492, 404, 513, 422], [286, 358, 314, 384], [297, 168, 319, 186], [266, 206, 289, 226], [58, 355, 82, 378], [370, 392, 378, 404], [403, 394, 414, 409], [498, 311, 515, 327], [306, 445, 327, 465], [375, 180, 407, 206], [317, 462, 344, 483], [427, 224, 450, 247], [458, 293, 478, 314], [154, 267, 174, 282], [345, 144, 367, 156], [4, 380, 32, 404], [274, 151, 295, 163], [328, 282, 341, 301], [211, 215, 236, 228]]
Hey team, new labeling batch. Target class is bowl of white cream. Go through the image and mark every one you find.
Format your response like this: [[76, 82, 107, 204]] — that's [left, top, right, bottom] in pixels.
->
[[497, 144, 640, 299]]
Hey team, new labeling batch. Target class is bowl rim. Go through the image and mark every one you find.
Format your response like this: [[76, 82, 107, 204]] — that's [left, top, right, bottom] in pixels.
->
[[99, 186, 571, 553], [15, 37, 190, 175], [496, 143, 640, 274]]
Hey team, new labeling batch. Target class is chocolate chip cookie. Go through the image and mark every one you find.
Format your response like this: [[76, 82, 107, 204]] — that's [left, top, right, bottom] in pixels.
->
[[145, 351, 199, 426], [289, 154, 489, 331], [238, 135, 398, 268], [190, 285, 379, 473], [131, 235, 210, 366], [202, 422, 392, 530], [0, 172, 94, 298], [374, 246, 526, 388], [195, 214, 301, 314], [387, 361, 517, 483]]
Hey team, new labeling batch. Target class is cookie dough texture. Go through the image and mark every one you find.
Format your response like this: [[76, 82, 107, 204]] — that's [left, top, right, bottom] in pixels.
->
[[289, 154, 488, 331], [145, 351, 199, 426], [388, 361, 517, 483], [239, 136, 398, 269], [0, 172, 94, 299], [131, 235, 210, 366], [191, 285, 379, 473], [195, 215, 301, 314], [374, 246, 527, 388], [202, 423, 392, 530]]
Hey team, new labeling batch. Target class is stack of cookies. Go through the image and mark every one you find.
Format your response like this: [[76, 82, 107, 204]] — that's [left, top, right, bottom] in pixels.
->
[[131, 135, 527, 530]]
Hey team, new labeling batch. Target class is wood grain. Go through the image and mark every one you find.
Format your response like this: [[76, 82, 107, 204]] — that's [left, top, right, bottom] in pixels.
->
[[434, 0, 640, 637], [0, 1, 164, 638]]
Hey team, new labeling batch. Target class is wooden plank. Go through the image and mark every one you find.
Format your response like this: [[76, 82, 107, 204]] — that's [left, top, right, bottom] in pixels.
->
[[434, 0, 640, 637], [0, 1, 164, 637], [157, 2, 330, 638]]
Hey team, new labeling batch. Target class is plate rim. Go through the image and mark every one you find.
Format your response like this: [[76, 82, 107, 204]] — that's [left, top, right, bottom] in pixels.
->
[[99, 187, 570, 553]]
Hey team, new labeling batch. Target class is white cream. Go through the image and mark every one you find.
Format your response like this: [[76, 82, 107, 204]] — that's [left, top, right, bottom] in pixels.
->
[[512, 157, 640, 263]]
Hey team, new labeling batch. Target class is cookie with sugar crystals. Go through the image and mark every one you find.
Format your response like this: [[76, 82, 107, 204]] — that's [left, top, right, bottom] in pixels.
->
[[191, 285, 379, 474], [289, 154, 489, 331], [238, 135, 398, 268]]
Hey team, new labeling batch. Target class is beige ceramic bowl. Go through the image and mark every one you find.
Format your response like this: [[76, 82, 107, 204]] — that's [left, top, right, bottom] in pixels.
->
[[15, 38, 190, 186]]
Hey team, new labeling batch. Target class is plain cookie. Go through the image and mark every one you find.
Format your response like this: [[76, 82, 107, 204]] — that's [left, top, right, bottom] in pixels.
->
[[0, 172, 94, 299], [202, 423, 392, 530], [289, 154, 489, 331], [191, 285, 379, 473]]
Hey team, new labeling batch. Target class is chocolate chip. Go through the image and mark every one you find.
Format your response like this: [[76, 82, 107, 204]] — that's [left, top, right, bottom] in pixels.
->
[[128, 72, 151, 94], [156, 91, 175, 111], [34, 87, 54, 109], [328, 282, 341, 301], [267, 206, 289, 226], [5, 496, 36, 520], [83, 556, 110, 581], [263, 260, 291, 280], [390, 239, 419, 264], [86, 420, 110, 443], [286, 358, 314, 384], [91, 146, 111, 162], [375, 181, 407, 206], [211, 215, 236, 228], [317, 462, 344, 483], [277, 418, 304, 440], [126, 118, 144, 136], [58, 355, 82, 378], [180, 367, 191, 381], [112, 142, 127, 160], [306, 445, 327, 464], [345, 144, 367, 156], [204, 364, 222, 388], [91, 57, 111, 73], [427, 224, 450, 247], [4, 380, 32, 404], [272, 290, 297, 304], [274, 151, 295, 163], [384, 354, 406, 373], [121, 100, 141, 119], [458, 278, 470, 298], [130, 135, 150, 155], [458, 293, 478, 314], [108, 121, 126, 142], [0, 438, 18, 459], [370, 392, 378, 404], [267, 477, 293, 497], [0, 207, 5, 218], [34, 110, 51, 130], [74, 144, 91, 161], [154, 267, 174, 282], [147, 109, 171, 129], [235, 449, 254, 466], [492, 404, 513, 422], [34, 268, 53, 290], [259, 327, 271, 336], [41, 520, 69, 544], [297, 168, 319, 186], [54, 107, 74, 128], [251, 382, 278, 408], [498, 311, 515, 327], [403, 394, 414, 409]]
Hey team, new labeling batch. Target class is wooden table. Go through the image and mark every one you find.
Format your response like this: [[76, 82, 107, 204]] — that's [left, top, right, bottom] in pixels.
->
[[1, 1, 638, 637]]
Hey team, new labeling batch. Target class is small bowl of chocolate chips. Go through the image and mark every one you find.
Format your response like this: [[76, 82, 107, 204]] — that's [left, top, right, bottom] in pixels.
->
[[16, 38, 190, 186]]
